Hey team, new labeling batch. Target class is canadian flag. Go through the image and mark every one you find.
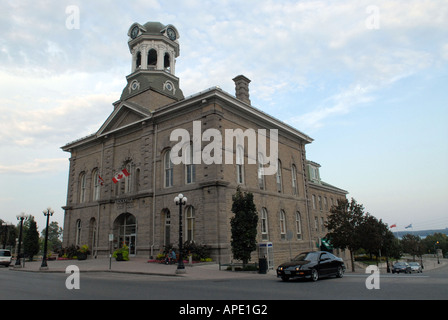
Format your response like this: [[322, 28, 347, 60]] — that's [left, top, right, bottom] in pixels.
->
[[112, 168, 130, 184], [98, 174, 104, 186], [390, 224, 397, 228]]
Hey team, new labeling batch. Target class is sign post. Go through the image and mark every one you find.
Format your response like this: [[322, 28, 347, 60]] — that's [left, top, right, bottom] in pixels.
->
[[109, 233, 114, 270]]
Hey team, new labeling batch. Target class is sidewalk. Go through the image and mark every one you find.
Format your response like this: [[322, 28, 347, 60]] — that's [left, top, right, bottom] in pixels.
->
[[10, 256, 445, 279], [8, 257, 278, 280]]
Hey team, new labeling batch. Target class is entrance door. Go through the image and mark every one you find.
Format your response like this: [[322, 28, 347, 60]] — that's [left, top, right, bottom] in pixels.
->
[[114, 212, 137, 256], [125, 234, 136, 255]]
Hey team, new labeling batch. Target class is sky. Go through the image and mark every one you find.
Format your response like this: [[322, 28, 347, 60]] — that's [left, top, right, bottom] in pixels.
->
[[0, 0, 447, 233]]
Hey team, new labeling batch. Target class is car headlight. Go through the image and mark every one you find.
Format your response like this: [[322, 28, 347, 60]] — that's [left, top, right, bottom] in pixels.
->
[[295, 266, 300, 271], [278, 266, 283, 271]]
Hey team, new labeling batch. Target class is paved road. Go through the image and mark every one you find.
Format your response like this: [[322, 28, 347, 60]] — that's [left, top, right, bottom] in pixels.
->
[[1, 262, 447, 301]]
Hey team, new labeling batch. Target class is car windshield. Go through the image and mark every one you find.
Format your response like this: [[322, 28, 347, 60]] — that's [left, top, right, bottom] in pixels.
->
[[292, 252, 319, 262], [409, 262, 419, 266], [0, 251, 11, 257]]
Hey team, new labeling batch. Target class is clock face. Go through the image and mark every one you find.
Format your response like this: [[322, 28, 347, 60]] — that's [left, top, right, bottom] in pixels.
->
[[167, 28, 176, 41], [131, 26, 139, 39]]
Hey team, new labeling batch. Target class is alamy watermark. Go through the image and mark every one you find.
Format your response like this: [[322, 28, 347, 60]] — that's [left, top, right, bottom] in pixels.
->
[[365, 5, 380, 30], [170, 121, 279, 175], [65, 5, 80, 30], [365, 265, 380, 289], [65, 265, 80, 290]]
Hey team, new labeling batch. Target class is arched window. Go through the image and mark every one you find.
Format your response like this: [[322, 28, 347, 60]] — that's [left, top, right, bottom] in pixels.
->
[[89, 218, 96, 255], [148, 49, 157, 66], [185, 144, 195, 184], [236, 145, 244, 184], [291, 164, 298, 195], [258, 153, 265, 190], [124, 163, 132, 194], [79, 172, 87, 203], [75, 219, 82, 245], [135, 168, 140, 192], [276, 160, 283, 193], [164, 52, 170, 71], [162, 209, 171, 246], [164, 150, 173, 187], [136, 51, 142, 68], [280, 210, 286, 240], [296, 212, 302, 240], [92, 169, 101, 201], [186, 206, 195, 242], [261, 208, 268, 240]]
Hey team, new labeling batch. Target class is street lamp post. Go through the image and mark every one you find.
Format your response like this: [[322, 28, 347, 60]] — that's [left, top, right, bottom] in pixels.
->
[[174, 194, 187, 274], [40, 207, 54, 270], [15, 212, 28, 267], [435, 241, 440, 264]]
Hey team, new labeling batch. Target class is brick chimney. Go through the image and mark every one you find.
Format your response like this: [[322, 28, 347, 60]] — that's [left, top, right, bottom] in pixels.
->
[[233, 75, 251, 105]]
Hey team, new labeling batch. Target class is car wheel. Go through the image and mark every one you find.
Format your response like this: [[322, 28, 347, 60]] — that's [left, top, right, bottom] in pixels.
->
[[336, 266, 344, 278], [281, 276, 289, 282], [311, 269, 319, 282]]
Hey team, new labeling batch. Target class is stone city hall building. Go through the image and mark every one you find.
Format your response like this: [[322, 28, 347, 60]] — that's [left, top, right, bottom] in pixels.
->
[[61, 21, 348, 268]]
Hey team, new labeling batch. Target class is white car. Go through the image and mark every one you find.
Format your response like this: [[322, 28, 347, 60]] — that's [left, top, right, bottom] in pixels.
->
[[0, 249, 12, 267], [408, 262, 423, 273]]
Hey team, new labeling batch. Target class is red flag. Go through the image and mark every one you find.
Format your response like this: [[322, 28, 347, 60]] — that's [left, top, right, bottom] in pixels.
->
[[112, 168, 130, 184], [390, 224, 397, 228], [98, 174, 104, 186]]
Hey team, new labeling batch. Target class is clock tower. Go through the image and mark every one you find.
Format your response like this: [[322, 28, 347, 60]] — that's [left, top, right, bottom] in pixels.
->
[[119, 21, 184, 108]]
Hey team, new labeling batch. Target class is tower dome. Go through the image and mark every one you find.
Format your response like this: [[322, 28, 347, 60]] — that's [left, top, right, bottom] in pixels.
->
[[127, 21, 180, 74], [121, 21, 184, 104]]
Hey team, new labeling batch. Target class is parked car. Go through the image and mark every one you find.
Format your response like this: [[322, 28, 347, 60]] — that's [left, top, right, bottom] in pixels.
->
[[277, 251, 345, 282], [0, 249, 12, 267], [408, 262, 422, 273], [392, 262, 411, 274]]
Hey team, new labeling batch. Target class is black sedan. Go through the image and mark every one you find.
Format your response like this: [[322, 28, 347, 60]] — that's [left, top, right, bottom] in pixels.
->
[[277, 251, 345, 282], [392, 262, 411, 274]]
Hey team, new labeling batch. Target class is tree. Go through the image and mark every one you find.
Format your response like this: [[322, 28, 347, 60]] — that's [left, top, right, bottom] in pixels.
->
[[230, 186, 258, 265], [41, 221, 63, 253], [422, 233, 447, 255], [325, 198, 365, 271], [358, 214, 383, 259], [0, 219, 17, 249], [23, 216, 40, 261], [401, 234, 424, 260]]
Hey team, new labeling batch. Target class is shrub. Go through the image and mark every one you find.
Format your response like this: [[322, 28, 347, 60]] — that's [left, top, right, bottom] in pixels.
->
[[113, 245, 129, 261]]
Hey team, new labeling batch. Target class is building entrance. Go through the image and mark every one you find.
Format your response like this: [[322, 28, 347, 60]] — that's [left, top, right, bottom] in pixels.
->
[[114, 212, 137, 256], [125, 234, 136, 255]]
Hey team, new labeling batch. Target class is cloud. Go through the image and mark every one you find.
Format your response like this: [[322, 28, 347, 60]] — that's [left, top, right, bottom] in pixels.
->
[[288, 83, 375, 130], [1, 0, 446, 148], [0, 68, 121, 148], [0, 157, 67, 174]]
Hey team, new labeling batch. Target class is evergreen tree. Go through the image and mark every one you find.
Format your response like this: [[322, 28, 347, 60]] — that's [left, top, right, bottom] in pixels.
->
[[230, 186, 258, 265], [23, 216, 40, 261]]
